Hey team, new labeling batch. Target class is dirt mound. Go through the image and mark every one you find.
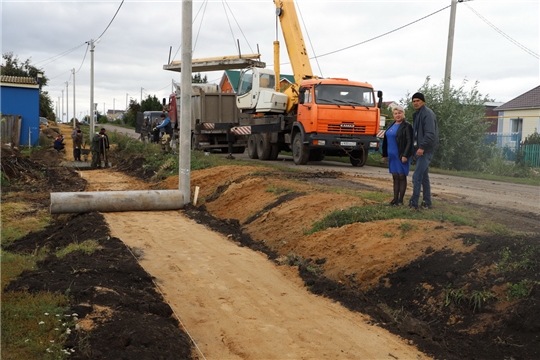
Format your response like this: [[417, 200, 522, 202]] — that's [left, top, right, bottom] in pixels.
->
[[178, 165, 540, 360]]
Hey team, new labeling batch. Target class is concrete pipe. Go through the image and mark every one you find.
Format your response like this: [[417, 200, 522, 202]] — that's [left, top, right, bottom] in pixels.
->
[[50, 190, 184, 214]]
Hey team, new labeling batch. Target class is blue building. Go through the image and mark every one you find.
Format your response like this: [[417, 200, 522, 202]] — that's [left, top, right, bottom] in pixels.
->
[[0, 75, 40, 146]]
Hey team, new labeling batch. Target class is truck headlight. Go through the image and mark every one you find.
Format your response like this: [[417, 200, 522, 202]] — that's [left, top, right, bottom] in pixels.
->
[[369, 142, 379, 148]]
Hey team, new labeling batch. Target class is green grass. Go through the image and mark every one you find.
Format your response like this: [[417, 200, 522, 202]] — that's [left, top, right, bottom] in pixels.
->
[[444, 286, 497, 313], [1, 203, 52, 248], [507, 280, 535, 301], [305, 201, 479, 235], [496, 246, 538, 272], [55, 240, 101, 258], [1, 292, 76, 360], [1, 206, 92, 359], [265, 184, 293, 194]]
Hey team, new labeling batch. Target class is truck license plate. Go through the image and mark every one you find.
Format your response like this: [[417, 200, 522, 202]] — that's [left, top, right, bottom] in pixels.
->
[[340, 141, 356, 146]]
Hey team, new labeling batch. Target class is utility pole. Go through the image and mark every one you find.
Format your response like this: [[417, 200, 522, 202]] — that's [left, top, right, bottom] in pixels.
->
[[65, 81, 69, 125], [126, 93, 129, 110], [90, 39, 95, 137], [140, 87, 144, 105], [61, 89, 64, 123], [444, 0, 462, 96], [72, 68, 76, 128], [180, 0, 193, 204]]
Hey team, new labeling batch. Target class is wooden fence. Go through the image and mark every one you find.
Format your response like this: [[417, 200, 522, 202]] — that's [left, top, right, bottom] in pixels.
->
[[0, 114, 22, 147]]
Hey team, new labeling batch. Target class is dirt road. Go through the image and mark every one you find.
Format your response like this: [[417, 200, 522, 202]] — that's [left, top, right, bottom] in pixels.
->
[[78, 169, 427, 359]]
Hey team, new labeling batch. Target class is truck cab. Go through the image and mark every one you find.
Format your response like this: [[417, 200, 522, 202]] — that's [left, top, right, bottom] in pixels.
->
[[236, 67, 288, 113]]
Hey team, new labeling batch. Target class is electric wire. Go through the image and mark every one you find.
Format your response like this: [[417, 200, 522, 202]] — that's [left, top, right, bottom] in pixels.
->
[[464, 3, 539, 59], [296, 0, 323, 77], [96, 0, 125, 42], [222, 0, 254, 54], [312, 4, 451, 60], [193, 0, 209, 54], [223, 0, 239, 54], [35, 43, 87, 67], [172, 0, 208, 62]]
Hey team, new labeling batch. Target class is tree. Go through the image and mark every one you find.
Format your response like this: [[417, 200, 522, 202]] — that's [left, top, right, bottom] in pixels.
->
[[402, 77, 493, 172], [141, 94, 164, 112], [122, 99, 141, 127], [1, 52, 56, 121], [192, 73, 207, 83]]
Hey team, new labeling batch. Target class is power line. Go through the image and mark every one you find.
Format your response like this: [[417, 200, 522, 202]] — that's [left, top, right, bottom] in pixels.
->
[[464, 3, 539, 59], [313, 5, 451, 60], [96, 0, 125, 42], [35, 43, 87, 67]]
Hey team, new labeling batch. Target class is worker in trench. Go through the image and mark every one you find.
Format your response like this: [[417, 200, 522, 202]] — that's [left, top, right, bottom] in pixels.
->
[[153, 113, 173, 153]]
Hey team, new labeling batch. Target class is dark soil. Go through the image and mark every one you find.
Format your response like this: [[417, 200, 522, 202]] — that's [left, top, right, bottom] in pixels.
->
[[3, 145, 539, 360]]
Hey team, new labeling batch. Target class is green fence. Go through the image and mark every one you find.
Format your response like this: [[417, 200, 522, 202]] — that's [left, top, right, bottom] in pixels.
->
[[522, 144, 540, 168]]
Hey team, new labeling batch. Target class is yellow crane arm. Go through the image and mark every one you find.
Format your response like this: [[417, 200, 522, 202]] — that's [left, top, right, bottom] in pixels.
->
[[274, 0, 314, 84]]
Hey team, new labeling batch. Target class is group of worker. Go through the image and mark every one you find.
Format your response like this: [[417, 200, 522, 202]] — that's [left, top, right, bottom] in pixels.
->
[[141, 113, 174, 153]]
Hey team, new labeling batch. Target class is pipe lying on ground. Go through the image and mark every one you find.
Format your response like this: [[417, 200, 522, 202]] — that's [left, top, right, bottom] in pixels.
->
[[50, 190, 184, 214]]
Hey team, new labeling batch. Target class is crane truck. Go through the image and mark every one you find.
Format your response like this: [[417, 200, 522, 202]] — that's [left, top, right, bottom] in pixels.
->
[[233, 0, 383, 166]]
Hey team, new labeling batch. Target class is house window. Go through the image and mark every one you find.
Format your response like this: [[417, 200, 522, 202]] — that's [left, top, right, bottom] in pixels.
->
[[510, 118, 523, 133]]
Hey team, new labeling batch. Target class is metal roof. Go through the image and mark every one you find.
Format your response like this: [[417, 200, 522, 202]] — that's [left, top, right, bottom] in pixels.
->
[[494, 85, 540, 111]]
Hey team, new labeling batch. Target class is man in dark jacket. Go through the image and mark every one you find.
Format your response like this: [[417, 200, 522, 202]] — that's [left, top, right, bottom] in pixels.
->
[[409, 92, 439, 210], [100, 128, 110, 167]]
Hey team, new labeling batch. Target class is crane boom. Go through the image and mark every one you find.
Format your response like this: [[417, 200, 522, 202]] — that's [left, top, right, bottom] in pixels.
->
[[274, 0, 314, 84]]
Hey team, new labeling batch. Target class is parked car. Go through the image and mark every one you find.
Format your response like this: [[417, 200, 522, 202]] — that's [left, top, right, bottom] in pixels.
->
[[39, 117, 49, 127]]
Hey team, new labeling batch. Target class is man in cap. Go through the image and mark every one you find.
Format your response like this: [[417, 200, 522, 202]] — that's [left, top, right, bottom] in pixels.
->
[[409, 92, 439, 210]]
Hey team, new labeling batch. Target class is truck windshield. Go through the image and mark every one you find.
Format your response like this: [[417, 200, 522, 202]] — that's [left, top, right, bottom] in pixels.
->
[[315, 85, 375, 107], [238, 69, 253, 96]]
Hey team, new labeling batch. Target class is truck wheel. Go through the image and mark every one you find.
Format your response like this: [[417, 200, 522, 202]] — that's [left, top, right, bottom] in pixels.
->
[[247, 134, 259, 159], [269, 144, 280, 160], [292, 133, 310, 165], [350, 148, 367, 167], [191, 133, 198, 151], [257, 133, 272, 160]]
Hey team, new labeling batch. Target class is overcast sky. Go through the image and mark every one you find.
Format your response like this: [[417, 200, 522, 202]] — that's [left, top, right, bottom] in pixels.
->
[[2, 0, 539, 122]]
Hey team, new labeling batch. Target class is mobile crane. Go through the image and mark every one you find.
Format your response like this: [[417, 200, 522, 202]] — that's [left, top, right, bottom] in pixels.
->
[[236, 0, 383, 165]]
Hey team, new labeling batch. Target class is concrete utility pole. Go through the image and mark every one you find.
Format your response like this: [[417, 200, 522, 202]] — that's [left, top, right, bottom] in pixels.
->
[[65, 81, 69, 125], [72, 68, 76, 128], [140, 87, 144, 105], [126, 93, 129, 110], [90, 39, 95, 137], [444, 0, 462, 96], [61, 89, 64, 123], [179, 0, 193, 204]]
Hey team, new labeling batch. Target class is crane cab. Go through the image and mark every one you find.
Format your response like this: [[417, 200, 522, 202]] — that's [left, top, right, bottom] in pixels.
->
[[236, 67, 288, 113]]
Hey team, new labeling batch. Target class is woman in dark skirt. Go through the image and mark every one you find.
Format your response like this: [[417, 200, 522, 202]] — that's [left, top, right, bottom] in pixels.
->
[[382, 105, 414, 206]]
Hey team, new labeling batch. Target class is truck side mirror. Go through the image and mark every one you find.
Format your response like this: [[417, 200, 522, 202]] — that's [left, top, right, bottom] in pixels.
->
[[162, 98, 167, 106], [298, 87, 306, 104], [377, 90, 383, 109]]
